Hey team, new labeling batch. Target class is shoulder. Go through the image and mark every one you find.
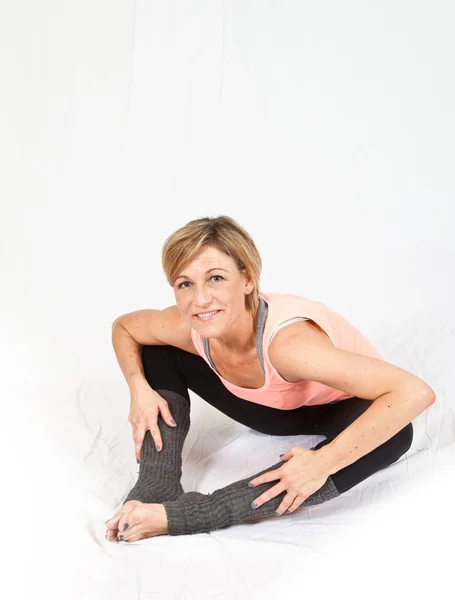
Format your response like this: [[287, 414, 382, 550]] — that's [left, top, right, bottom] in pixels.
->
[[269, 319, 333, 354], [268, 320, 333, 383], [157, 304, 200, 355]]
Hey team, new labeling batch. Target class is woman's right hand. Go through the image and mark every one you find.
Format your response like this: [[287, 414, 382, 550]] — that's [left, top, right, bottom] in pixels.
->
[[128, 384, 177, 461]]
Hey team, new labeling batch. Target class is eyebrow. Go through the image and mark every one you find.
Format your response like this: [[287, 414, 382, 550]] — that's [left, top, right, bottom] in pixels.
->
[[175, 268, 228, 281]]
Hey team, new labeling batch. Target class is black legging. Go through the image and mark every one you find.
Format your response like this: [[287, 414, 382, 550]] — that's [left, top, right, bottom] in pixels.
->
[[141, 344, 413, 495]]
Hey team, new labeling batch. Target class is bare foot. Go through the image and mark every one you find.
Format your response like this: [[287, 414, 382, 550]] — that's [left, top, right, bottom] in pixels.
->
[[105, 500, 141, 543], [105, 502, 168, 543]]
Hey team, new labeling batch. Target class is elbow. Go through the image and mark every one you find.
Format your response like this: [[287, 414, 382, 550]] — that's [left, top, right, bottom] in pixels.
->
[[397, 382, 436, 406], [420, 385, 436, 405], [408, 376, 436, 405], [426, 389, 436, 405]]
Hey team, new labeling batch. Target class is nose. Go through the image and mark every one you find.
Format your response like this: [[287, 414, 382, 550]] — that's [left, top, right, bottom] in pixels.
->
[[194, 285, 213, 309]]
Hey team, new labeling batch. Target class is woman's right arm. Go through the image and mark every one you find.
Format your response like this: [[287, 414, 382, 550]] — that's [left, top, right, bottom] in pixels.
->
[[111, 316, 154, 391], [111, 309, 180, 459]]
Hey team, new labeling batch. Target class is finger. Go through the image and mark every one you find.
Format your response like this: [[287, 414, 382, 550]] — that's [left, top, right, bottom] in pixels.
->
[[251, 481, 286, 509], [279, 451, 291, 461], [133, 426, 147, 462], [285, 494, 306, 513], [147, 419, 163, 452], [158, 402, 178, 428], [248, 468, 282, 488], [275, 492, 298, 515]]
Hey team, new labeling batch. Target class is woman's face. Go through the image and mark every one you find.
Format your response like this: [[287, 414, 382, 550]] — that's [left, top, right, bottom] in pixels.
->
[[173, 245, 251, 332]]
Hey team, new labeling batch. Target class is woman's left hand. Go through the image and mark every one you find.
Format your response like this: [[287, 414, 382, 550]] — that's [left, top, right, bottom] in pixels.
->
[[248, 446, 333, 515]]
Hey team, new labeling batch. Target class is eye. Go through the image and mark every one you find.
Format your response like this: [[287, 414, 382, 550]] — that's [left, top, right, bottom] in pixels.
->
[[177, 275, 224, 289]]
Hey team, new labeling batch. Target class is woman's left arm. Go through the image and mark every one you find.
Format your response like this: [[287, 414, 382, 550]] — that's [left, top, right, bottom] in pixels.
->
[[318, 386, 434, 475], [269, 323, 436, 474]]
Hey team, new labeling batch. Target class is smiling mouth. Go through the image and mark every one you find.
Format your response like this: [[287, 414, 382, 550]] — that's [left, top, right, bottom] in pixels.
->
[[194, 310, 223, 320]]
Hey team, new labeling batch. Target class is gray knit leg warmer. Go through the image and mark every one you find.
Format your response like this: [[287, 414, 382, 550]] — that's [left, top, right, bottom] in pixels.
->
[[122, 389, 191, 505], [162, 459, 340, 535]]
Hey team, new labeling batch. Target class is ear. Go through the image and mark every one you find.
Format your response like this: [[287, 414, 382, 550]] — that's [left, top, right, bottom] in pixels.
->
[[242, 273, 254, 294]]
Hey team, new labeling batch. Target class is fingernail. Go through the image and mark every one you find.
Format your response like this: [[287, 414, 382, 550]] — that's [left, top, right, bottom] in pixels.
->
[[248, 483, 254, 488], [136, 459, 140, 464], [274, 511, 279, 516], [280, 454, 284, 458], [171, 419, 176, 425], [119, 535, 124, 540], [123, 523, 129, 531], [251, 502, 258, 508], [156, 445, 161, 451]]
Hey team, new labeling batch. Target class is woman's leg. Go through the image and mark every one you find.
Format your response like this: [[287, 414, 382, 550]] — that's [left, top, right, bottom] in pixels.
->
[[121, 346, 193, 505], [122, 388, 191, 504], [127, 346, 340, 535], [124, 345, 413, 535], [182, 350, 413, 497], [123, 343, 328, 506]]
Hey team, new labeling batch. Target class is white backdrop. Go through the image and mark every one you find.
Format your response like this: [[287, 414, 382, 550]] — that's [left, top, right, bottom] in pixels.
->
[[1, 1, 454, 599]]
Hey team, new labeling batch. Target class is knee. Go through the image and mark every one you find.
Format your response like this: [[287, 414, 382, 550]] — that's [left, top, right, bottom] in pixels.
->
[[390, 422, 414, 459], [142, 344, 164, 360], [141, 344, 175, 367], [140, 344, 173, 386], [400, 422, 414, 453]]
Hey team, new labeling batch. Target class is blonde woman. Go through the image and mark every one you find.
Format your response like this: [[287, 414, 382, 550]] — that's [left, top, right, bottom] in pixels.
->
[[105, 216, 435, 542]]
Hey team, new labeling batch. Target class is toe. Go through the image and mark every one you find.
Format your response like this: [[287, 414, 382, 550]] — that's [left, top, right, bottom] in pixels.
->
[[105, 506, 129, 529], [106, 525, 119, 538], [118, 510, 138, 534], [106, 531, 118, 543], [121, 529, 139, 543], [105, 515, 120, 528], [106, 529, 118, 538]]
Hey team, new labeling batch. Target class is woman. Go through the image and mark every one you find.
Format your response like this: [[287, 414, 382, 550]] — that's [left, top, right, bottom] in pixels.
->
[[105, 215, 435, 542]]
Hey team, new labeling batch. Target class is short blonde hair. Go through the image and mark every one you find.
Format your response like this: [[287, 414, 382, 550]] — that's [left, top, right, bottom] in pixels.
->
[[162, 215, 262, 315]]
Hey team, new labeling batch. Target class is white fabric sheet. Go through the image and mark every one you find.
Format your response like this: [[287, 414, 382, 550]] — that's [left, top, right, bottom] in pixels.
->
[[73, 315, 454, 599], [2, 1, 454, 598]]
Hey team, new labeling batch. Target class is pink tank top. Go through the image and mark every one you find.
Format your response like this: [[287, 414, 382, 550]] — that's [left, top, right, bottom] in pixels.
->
[[190, 291, 384, 410]]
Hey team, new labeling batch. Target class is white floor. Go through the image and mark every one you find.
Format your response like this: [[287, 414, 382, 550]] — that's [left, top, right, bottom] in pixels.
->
[[71, 315, 454, 600]]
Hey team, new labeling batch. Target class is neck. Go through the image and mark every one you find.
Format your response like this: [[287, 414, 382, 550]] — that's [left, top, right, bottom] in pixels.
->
[[210, 307, 259, 356]]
